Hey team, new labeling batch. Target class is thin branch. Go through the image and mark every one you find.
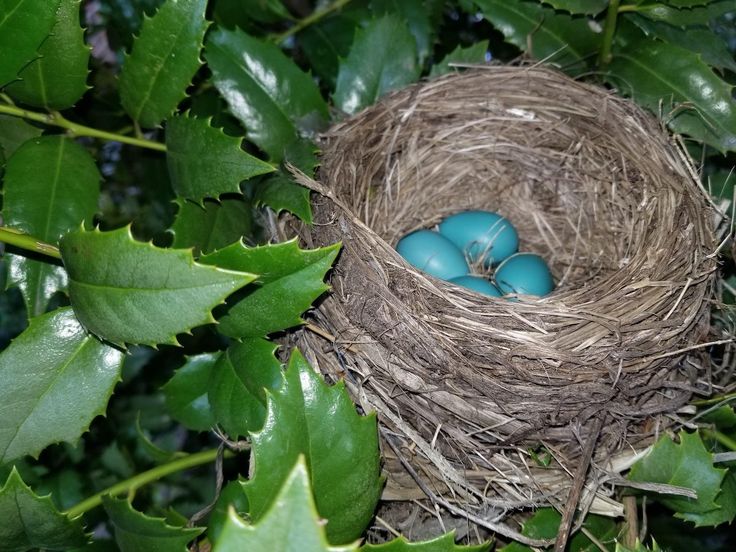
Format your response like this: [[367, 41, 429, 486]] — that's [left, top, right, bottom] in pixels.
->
[[0, 227, 61, 260], [270, 0, 353, 44]]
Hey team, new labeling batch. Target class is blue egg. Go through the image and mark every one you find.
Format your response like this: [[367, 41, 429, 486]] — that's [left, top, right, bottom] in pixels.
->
[[449, 275, 502, 297], [494, 253, 554, 297], [438, 210, 519, 267], [396, 230, 469, 280]]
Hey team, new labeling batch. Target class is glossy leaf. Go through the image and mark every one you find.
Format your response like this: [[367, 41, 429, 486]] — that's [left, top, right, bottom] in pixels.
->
[[119, 0, 209, 127], [102, 496, 203, 551], [298, 15, 358, 87], [0, 307, 124, 464], [199, 239, 340, 338], [606, 40, 736, 152], [636, 1, 736, 26], [208, 338, 283, 438], [168, 197, 255, 256], [0, 468, 87, 551], [0, 0, 61, 86], [473, 0, 601, 74], [678, 468, 736, 527], [253, 172, 313, 223], [0, 115, 41, 160], [165, 113, 274, 201], [162, 353, 218, 431], [629, 431, 726, 516], [6, 0, 90, 109], [243, 350, 383, 544], [208, 479, 249, 542], [205, 27, 329, 161], [3, 136, 100, 317], [429, 41, 489, 77], [540, 0, 607, 14], [334, 15, 420, 115], [371, 0, 434, 63], [214, 458, 357, 552], [59, 226, 255, 346], [362, 532, 490, 551]]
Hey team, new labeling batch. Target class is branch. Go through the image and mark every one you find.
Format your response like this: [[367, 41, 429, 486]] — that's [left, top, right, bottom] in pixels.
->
[[0, 227, 61, 260]]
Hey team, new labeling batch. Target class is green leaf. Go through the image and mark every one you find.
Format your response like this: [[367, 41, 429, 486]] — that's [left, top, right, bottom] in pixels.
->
[[0, 0, 61, 87], [168, 197, 255, 256], [298, 15, 358, 88], [473, 0, 601, 75], [541, 0, 607, 15], [162, 353, 218, 431], [5, 0, 90, 109], [199, 239, 339, 338], [429, 41, 489, 77], [0, 468, 87, 551], [243, 350, 383, 544], [119, 0, 210, 127], [0, 115, 41, 160], [627, 13, 736, 72], [361, 532, 491, 551], [636, 1, 736, 26], [253, 172, 313, 223], [208, 479, 249, 542], [615, 540, 662, 552], [214, 457, 358, 552], [371, 0, 434, 63], [2, 136, 100, 317], [102, 496, 203, 551], [334, 15, 420, 115], [58, 226, 256, 346], [165, 113, 274, 201], [208, 338, 283, 438], [606, 39, 736, 152], [701, 405, 736, 429], [678, 468, 736, 527], [628, 431, 726, 515], [205, 27, 329, 162], [0, 307, 124, 464]]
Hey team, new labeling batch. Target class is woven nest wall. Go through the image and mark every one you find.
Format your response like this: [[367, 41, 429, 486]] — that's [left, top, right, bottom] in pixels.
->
[[282, 66, 719, 532]]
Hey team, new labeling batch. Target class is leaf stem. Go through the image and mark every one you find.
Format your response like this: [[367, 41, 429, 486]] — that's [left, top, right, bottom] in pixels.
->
[[0, 104, 167, 152], [0, 227, 61, 260], [692, 391, 736, 407], [703, 428, 736, 452], [65, 448, 233, 518], [270, 0, 353, 44], [598, 0, 621, 68]]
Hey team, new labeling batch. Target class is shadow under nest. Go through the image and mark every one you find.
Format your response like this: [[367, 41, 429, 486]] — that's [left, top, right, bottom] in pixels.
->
[[279, 65, 722, 541]]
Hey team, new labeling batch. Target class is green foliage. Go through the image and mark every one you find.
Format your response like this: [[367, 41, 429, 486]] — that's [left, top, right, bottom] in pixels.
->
[[429, 41, 490, 77], [253, 172, 313, 223], [0, 307, 124, 464], [334, 15, 421, 115], [213, 458, 358, 552], [102, 495, 203, 551], [165, 113, 274, 201], [161, 353, 218, 431], [244, 350, 383, 544], [362, 532, 491, 551], [540, 0, 608, 15], [3, 136, 100, 317], [371, 0, 434, 64], [119, 0, 209, 127], [0, 115, 41, 160], [0, 468, 87, 551], [59, 226, 255, 346], [615, 540, 662, 552], [5, 0, 90, 109]]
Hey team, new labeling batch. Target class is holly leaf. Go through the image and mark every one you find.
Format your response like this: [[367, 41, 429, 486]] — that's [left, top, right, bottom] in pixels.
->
[[615, 540, 662, 552], [334, 15, 420, 115], [540, 0, 607, 15], [165, 113, 274, 201], [6, 0, 90, 109], [635, 1, 736, 27], [199, 239, 339, 338], [208, 338, 283, 438], [205, 27, 329, 162], [0, 307, 124, 465], [0, 0, 61, 87], [208, 479, 249, 542], [58, 226, 256, 346], [361, 532, 490, 551], [253, 172, 313, 223], [628, 431, 726, 516], [606, 39, 736, 152], [0, 468, 87, 551], [102, 496, 203, 551], [678, 468, 736, 527], [162, 353, 218, 431], [243, 350, 383, 544], [473, 0, 602, 75], [2, 136, 100, 317], [214, 458, 358, 552], [0, 115, 42, 160], [298, 14, 359, 88], [371, 0, 434, 64], [119, 0, 210, 127], [429, 41, 489, 77]]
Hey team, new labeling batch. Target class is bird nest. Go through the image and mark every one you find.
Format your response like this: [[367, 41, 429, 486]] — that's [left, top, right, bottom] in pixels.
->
[[280, 66, 720, 541]]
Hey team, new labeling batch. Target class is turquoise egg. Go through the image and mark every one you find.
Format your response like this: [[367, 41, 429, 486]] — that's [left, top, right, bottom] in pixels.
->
[[495, 253, 554, 297], [438, 210, 519, 267], [396, 230, 469, 280], [449, 275, 502, 297]]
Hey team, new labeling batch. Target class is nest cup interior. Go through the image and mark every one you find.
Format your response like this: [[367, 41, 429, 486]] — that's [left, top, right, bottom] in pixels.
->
[[296, 67, 716, 475]]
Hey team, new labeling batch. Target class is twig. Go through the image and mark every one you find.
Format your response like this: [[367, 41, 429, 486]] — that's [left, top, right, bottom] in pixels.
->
[[270, 0, 353, 44], [623, 495, 638, 548]]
